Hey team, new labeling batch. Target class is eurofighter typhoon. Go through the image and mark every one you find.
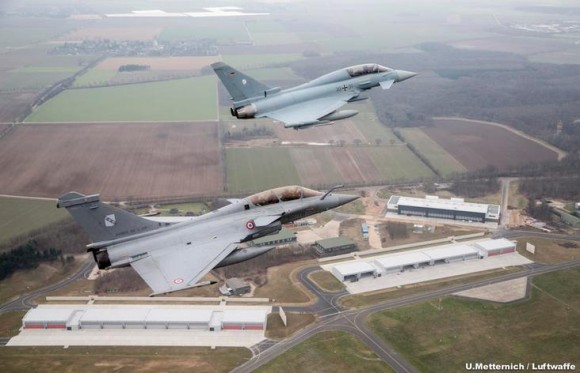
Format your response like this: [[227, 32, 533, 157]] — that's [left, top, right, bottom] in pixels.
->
[[212, 62, 416, 129], [58, 186, 357, 295]]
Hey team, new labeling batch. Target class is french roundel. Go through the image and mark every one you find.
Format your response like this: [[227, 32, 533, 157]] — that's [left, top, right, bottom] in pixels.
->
[[245, 220, 255, 230]]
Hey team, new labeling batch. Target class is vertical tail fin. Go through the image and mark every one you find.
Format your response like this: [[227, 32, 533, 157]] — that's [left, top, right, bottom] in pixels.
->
[[211, 62, 270, 102], [57, 192, 161, 243]]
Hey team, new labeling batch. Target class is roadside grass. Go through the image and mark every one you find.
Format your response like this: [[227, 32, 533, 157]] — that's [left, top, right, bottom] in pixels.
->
[[375, 225, 483, 249], [516, 237, 580, 264], [254, 261, 313, 304], [25, 76, 218, 122], [265, 312, 316, 340], [0, 197, 68, 245], [509, 181, 528, 209], [0, 311, 26, 338], [366, 268, 580, 373], [0, 346, 251, 372], [340, 267, 522, 309], [308, 270, 345, 292], [256, 331, 393, 373]]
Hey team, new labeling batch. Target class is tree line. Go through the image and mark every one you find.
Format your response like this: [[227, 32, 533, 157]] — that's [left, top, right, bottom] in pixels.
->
[[0, 241, 74, 280]]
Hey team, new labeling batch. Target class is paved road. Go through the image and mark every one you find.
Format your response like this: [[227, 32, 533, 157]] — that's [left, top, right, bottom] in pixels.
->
[[498, 177, 516, 229], [0, 257, 94, 315]]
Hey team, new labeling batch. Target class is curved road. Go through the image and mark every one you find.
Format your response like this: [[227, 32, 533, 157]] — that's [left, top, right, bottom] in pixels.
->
[[0, 257, 94, 314]]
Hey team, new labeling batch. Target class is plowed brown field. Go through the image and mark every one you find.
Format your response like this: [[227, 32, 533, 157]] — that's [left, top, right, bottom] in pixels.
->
[[0, 122, 222, 200], [423, 119, 558, 171]]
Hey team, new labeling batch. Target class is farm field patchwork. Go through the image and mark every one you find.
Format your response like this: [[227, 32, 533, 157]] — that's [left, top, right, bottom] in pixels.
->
[[422, 119, 559, 171], [226, 142, 434, 192], [159, 21, 249, 44], [398, 127, 467, 176], [25, 76, 218, 122], [367, 268, 580, 373], [0, 197, 68, 245], [221, 54, 303, 69], [74, 56, 220, 87], [0, 123, 223, 200], [59, 26, 163, 41]]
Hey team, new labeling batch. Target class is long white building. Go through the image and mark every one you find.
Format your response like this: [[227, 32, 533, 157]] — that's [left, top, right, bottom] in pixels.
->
[[21, 305, 270, 332], [329, 238, 515, 282], [387, 195, 500, 223]]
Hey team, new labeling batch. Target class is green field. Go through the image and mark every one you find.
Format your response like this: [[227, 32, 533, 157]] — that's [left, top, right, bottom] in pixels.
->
[[256, 331, 393, 373], [226, 147, 301, 193], [73, 69, 117, 87], [1, 65, 80, 91], [365, 146, 435, 181], [0, 197, 67, 245], [25, 76, 218, 122], [0, 346, 250, 372], [367, 268, 580, 373], [351, 102, 401, 145], [399, 127, 467, 176], [221, 54, 303, 69]]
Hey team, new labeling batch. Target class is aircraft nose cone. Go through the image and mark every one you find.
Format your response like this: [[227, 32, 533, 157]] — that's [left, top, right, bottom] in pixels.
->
[[335, 193, 359, 207], [396, 70, 417, 82]]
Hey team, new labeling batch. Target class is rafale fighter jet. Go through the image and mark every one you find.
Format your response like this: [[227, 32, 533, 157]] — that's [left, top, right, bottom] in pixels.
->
[[212, 62, 416, 129], [58, 186, 357, 295]]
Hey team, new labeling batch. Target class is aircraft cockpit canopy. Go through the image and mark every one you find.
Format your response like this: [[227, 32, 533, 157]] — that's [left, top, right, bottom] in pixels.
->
[[249, 186, 322, 206], [347, 64, 391, 77]]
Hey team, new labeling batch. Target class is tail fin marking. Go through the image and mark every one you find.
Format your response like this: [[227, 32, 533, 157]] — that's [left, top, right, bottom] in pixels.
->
[[211, 62, 270, 102], [57, 192, 161, 243]]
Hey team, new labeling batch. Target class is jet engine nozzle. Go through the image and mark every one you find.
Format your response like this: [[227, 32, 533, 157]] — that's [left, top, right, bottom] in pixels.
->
[[235, 104, 257, 119]]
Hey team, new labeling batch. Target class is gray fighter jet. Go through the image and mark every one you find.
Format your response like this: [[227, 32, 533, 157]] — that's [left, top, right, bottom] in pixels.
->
[[57, 186, 357, 295], [212, 62, 416, 129]]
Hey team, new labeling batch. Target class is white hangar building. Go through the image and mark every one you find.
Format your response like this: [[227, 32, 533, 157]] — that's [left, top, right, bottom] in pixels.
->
[[328, 238, 516, 282], [331, 261, 378, 282], [21, 305, 270, 332], [387, 195, 500, 223]]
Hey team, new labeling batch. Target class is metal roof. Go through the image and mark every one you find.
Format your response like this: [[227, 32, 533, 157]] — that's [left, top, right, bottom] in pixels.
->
[[23, 308, 77, 323], [22, 305, 271, 326], [315, 236, 354, 249], [475, 238, 515, 252], [425, 244, 479, 260], [146, 309, 213, 323], [81, 308, 150, 323], [375, 252, 431, 269], [332, 261, 376, 276], [397, 196, 489, 214]]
